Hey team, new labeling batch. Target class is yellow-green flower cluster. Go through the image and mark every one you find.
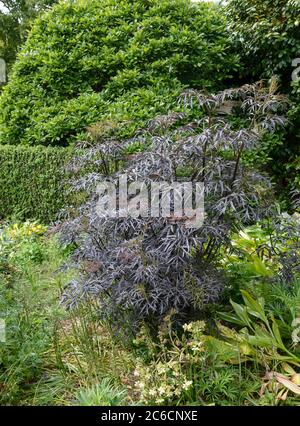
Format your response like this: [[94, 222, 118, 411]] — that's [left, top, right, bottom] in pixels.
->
[[0, 221, 47, 264], [133, 320, 209, 405], [134, 360, 193, 405], [5, 222, 47, 239], [183, 320, 206, 336]]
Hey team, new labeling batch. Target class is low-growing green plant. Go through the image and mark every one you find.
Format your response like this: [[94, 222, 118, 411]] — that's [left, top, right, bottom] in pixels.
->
[[53, 300, 135, 389], [221, 213, 300, 298], [75, 379, 127, 406], [0, 223, 74, 405], [0, 220, 138, 405], [132, 319, 262, 406], [218, 287, 300, 404], [219, 289, 300, 367]]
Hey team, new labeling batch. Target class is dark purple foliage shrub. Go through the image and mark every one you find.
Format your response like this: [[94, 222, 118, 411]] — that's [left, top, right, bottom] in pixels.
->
[[59, 81, 289, 329]]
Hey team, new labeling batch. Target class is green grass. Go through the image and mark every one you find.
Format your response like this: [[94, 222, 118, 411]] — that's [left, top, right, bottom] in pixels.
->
[[0, 226, 134, 405], [0, 231, 71, 404]]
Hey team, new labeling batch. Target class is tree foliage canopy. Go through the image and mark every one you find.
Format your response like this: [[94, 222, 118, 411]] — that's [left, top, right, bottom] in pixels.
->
[[0, 0, 57, 66], [225, 0, 300, 84], [225, 0, 300, 198]]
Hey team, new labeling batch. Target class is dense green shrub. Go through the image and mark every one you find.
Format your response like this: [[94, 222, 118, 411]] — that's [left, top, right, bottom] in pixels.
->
[[0, 0, 239, 146], [289, 78, 300, 199], [225, 0, 300, 84], [0, 145, 70, 222], [225, 0, 300, 201]]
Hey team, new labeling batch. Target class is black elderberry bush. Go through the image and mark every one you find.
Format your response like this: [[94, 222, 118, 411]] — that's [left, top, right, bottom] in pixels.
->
[[60, 81, 289, 331]]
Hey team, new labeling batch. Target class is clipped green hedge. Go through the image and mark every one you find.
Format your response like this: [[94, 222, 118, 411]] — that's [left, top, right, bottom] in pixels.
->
[[0, 145, 71, 223]]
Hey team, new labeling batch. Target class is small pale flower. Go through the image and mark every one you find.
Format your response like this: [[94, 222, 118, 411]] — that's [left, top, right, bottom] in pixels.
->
[[183, 323, 193, 332], [182, 380, 193, 390], [158, 386, 166, 395]]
